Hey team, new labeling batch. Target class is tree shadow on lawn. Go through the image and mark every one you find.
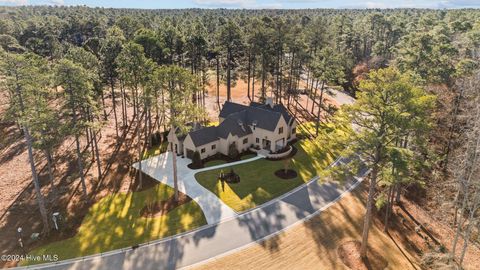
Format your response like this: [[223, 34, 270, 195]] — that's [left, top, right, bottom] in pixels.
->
[[23, 181, 207, 266]]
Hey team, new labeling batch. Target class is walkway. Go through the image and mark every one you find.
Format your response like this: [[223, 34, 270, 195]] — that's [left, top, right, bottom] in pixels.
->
[[24, 156, 369, 270], [131, 153, 262, 224]]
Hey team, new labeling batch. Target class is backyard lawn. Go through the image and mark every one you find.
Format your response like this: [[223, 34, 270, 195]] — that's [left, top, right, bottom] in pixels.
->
[[195, 123, 347, 212], [24, 183, 207, 265]]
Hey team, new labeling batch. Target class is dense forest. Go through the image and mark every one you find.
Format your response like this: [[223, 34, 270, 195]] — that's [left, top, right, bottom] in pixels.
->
[[0, 6, 479, 269]]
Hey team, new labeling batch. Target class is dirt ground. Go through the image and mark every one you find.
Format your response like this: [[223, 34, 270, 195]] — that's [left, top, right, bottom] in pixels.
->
[[194, 182, 480, 270], [203, 78, 339, 123], [0, 93, 145, 268], [194, 183, 420, 270]]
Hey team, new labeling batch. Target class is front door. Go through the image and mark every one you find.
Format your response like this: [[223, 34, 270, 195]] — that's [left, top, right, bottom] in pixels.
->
[[262, 139, 271, 151]]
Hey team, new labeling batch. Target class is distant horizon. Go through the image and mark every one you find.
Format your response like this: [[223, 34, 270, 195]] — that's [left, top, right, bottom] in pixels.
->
[[1, 0, 480, 10]]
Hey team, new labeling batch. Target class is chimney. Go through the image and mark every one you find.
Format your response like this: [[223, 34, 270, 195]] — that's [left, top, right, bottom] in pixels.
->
[[238, 120, 244, 130], [266, 97, 274, 108]]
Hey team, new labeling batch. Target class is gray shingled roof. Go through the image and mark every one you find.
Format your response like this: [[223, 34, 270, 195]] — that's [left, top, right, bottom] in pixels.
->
[[272, 104, 293, 125], [217, 112, 253, 139], [188, 126, 218, 147], [186, 101, 294, 147], [219, 102, 249, 118], [220, 101, 290, 131]]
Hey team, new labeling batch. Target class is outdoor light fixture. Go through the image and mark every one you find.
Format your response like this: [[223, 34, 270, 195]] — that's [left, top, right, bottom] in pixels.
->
[[17, 227, 25, 254], [52, 212, 60, 230]]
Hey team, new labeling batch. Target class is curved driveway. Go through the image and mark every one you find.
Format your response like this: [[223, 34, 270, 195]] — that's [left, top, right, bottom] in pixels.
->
[[21, 155, 368, 270]]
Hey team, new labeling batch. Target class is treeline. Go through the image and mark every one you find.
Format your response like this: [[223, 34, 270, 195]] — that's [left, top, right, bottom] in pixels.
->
[[0, 6, 479, 267]]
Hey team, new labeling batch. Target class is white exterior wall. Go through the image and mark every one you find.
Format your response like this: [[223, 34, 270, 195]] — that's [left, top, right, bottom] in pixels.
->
[[288, 120, 298, 141], [183, 135, 220, 159], [177, 109, 297, 160], [167, 128, 183, 155], [249, 116, 289, 153], [182, 135, 195, 157], [237, 134, 253, 152]]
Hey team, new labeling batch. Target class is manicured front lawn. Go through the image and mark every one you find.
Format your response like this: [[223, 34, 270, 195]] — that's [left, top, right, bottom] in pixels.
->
[[195, 123, 346, 212], [24, 183, 207, 265]]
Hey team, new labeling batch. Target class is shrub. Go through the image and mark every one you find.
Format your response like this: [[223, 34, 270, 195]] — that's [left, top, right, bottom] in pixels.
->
[[192, 151, 202, 167], [228, 142, 239, 159]]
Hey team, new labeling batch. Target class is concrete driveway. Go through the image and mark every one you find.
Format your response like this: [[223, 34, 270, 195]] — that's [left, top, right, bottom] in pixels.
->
[[30, 155, 369, 270], [132, 152, 262, 224]]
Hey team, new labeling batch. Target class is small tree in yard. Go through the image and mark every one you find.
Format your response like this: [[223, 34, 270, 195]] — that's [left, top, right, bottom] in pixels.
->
[[192, 151, 202, 168], [331, 68, 434, 259], [283, 158, 291, 174], [228, 142, 239, 159]]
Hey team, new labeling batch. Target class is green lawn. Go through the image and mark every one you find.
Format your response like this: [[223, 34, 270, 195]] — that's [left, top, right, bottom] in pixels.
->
[[24, 183, 207, 265], [142, 141, 168, 160], [195, 123, 346, 212], [204, 159, 227, 167]]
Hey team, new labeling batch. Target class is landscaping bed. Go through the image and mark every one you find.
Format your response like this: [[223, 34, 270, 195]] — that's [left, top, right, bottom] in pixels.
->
[[188, 151, 257, 169], [274, 169, 298, 179]]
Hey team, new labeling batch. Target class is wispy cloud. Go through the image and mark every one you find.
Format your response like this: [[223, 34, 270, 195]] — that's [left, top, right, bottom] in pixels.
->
[[0, 0, 28, 5], [47, 0, 64, 5], [438, 0, 480, 8], [194, 0, 256, 7], [194, 0, 282, 8]]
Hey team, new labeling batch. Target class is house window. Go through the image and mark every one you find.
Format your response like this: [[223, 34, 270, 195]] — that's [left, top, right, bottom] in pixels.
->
[[211, 144, 216, 150], [243, 138, 248, 144], [256, 138, 259, 143], [201, 148, 206, 153], [279, 127, 284, 134]]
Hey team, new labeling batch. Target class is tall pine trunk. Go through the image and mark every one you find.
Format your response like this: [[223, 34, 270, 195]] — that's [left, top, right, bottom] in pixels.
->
[[111, 80, 119, 138], [252, 59, 256, 102], [136, 98, 143, 190], [315, 81, 325, 136], [261, 55, 266, 102], [170, 127, 179, 201], [216, 57, 220, 107], [15, 85, 50, 233], [67, 86, 89, 200], [247, 53, 251, 101], [361, 149, 380, 258], [45, 149, 57, 200], [226, 49, 232, 102]]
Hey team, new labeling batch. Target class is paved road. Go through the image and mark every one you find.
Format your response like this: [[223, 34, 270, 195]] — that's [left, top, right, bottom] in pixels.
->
[[22, 156, 369, 270], [131, 152, 263, 224], [300, 74, 355, 106]]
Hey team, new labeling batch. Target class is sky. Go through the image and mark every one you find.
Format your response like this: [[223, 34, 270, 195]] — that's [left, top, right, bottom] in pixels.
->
[[1, 0, 480, 9]]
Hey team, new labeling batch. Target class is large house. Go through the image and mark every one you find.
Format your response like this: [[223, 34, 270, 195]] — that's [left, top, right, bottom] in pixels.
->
[[168, 99, 297, 160]]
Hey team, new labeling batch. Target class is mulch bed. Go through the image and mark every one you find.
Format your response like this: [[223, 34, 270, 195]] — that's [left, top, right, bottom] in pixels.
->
[[266, 145, 298, 161], [140, 192, 192, 218], [187, 162, 203, 169], [337, 240, 388, 270], [188, 150, 255, 169], [274, 169, 298, 179]]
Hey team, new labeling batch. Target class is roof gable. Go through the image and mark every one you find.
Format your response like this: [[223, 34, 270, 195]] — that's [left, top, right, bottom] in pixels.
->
[[188, 126, 218, 147]]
